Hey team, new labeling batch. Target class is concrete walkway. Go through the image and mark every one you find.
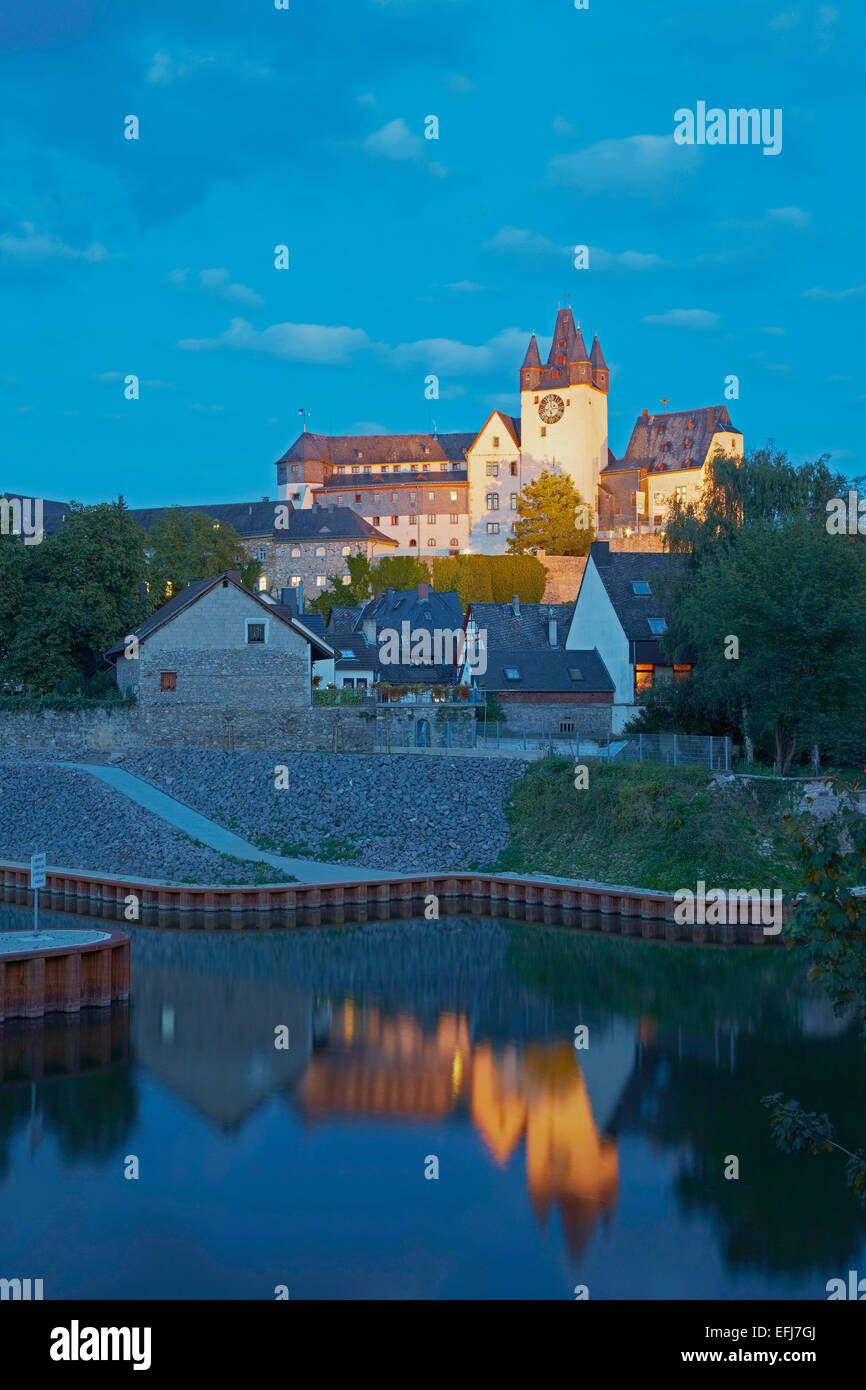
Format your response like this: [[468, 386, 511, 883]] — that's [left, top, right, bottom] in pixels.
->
[[62, 763, 397, 884]]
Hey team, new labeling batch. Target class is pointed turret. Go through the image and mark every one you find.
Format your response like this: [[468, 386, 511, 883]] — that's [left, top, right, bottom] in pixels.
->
[[566, 317, 591, 386], [520, 332, 544, 391], [590, 334, 609, 394]]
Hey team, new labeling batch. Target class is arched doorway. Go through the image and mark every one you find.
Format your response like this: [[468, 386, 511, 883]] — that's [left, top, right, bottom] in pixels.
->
[[415, 718, 431, 748]]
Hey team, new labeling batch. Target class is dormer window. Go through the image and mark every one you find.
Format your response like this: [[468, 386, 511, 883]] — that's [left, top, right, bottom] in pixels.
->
[[555, 354, 565, 364], [632, 581, 652, 595], [504, 666, 521, 680], [648, 618, 667, 635], [687, 418, 695, 428]]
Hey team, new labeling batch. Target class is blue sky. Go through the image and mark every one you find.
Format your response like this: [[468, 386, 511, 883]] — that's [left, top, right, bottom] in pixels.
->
[[1, 0, 862, 508]]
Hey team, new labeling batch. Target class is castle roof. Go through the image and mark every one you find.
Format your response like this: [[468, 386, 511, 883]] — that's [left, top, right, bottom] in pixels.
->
[[618, 405, 741, 475], [277, 431, 475, 468]]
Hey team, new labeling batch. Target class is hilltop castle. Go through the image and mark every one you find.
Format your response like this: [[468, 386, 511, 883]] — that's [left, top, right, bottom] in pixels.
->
[[274, 304, 743, 558]]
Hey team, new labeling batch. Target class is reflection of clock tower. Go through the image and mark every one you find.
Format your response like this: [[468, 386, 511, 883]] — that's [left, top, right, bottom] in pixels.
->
[[519, 307, 609, 524]]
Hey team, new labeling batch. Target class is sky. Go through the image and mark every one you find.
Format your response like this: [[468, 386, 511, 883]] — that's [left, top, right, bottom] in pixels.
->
[[1, 0, 862, 508]]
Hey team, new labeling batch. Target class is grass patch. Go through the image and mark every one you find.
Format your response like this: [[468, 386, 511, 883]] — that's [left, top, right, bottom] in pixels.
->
[[495, 758, 802, 893]]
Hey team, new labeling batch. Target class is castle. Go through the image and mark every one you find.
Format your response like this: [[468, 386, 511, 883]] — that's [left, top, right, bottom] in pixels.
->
[[275, 304, 743, 558]]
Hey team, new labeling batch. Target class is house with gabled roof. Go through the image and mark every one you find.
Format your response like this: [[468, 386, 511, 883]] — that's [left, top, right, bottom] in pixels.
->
[[104, 570, 333, 709], [564, 541, 688, 732]]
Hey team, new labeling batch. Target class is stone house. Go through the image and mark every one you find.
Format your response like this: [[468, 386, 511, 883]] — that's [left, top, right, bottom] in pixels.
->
[[565, 541, 688, 732], [326, 582, 465, 690], [105, 570, 334, 708]]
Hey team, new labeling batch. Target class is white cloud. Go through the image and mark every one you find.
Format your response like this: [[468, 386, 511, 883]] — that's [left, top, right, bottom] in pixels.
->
[[642, 309, 720, 330], [363, 117, 424, 161], [768, 206, 810, 227], [762, 326, 786, 336], [389, 327, 531, 376], [483, 226, 568, 260], [552, 116, 577, 136], [547, 134, 700, 194], [449, 75, 473, 93], [199, 267, 263, 306], [146, 51, 215, 84], [0, 223, 108, 263], [590, 247, 671, 270], [804, 284, 866, 301], [177, 318, 374, 365]]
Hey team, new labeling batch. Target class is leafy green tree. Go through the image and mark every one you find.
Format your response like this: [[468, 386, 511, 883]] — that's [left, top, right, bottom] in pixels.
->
[[508, 471, 594, 556], [3, 585, 91, 692], [310, 552, 430, 618], [0, 535, 32, 671], [664, 519, 866, 774], [431, 553, 546, 607], [147, 509, 259, 597]]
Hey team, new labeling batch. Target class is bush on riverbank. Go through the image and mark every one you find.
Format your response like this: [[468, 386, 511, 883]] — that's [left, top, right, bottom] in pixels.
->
[[494, 759, 802, 893]]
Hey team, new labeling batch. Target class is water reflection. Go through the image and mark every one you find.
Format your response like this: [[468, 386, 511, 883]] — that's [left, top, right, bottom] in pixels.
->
[[1, 909, 865, 1299]]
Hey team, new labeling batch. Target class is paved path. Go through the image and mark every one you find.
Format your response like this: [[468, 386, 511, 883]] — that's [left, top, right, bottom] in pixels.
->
[[62, 763, 397, 884]]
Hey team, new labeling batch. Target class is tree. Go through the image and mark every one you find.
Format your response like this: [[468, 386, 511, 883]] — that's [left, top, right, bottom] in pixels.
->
[[3, 585, 91, 693], [147, 509, 259, 597], [508, 471, 594, 556], [432, 553, 546, 608], [33, 498, 150, 678], [310, 552, 431, 618], [663, 519, 866, 774]]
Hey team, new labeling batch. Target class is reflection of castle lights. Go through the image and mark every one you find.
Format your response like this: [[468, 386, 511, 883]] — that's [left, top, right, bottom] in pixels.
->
[[452, 1049, 464, 1095]]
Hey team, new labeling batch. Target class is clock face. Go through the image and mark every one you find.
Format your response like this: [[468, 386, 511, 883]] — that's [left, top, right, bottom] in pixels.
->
[[539, 393, 564, 424]]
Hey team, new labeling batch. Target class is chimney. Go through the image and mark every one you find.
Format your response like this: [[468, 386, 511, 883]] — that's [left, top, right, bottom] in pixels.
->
[[296, 579, 304, 613], [226, 569, 241, 583], [511, 593, 520, 618], [642, 408, 648, 417], [261, 495, 268, 502], [280, 587, 295, 609], [138, 582, 148, 604], [417, 581, 429, 601], [589, 540, 611, 566], [548, 613, 558, 647]]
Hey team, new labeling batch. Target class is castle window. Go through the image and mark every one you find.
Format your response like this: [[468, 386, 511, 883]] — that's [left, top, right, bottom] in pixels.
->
[[316, 575, 326, 586], [257, 546, 268, 562], [409, 539, 417, 546], [356, 450, 363, 459], [410, 514, 418, 524], [291, 464, 299, 474], [687, 419, 695, 428], [540, 427, 546, 438], [552, 370, 561, 378], [450, 513, 459, 524], [427, 513, 435, 524], [486, 493, 499, 510], [391, 516, 399, 525], [372, 516, 380, 526], [560, 720, 575, 735], [510, 461, 517, 476], [351, 466, 360, 474], [510, 494, 517, 510], [555, 354, 565, 365], [314, 545, 326, 557], [486, 461, 499, 477], [534, 395, 539, 404], [427, 538, 437, 547], [486, 522, 500, 535], [675, 486, 687, 503], [290, 547, 301, 557], [492, 435, 500, 448], [337, 466, 347, 474], [450, 537, 458, 547], [342, 575, 352, 586], [391, 492, 398, 501], [160, 671, 177, 691], [354, 493, 361, 502], [341, 545, 351, 556], [291, 575, 301, 586], [450, 490, 458, 501]]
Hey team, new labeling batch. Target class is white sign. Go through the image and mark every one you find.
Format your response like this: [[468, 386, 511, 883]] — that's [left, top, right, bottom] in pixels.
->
[[30, 853, 46, 889]]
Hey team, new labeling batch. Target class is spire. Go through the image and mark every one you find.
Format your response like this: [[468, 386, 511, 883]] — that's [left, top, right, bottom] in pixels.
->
[[571, 322, 591, 363], [521, 333, 542, 371], [548, 306, 577, 364], [590, 334, 607, 370]]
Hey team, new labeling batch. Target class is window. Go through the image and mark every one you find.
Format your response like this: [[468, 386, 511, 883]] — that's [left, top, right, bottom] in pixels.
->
[[410, 514, 418, 524], [257, 576, 268, 592], [630, 490, 637, 505], [373, 493, 380, 502], [428, 491, 435, 501], [632, 580, 651, 595], [339, 647, 355, 658], [427, 538, 437, 547], [341, 575, 351, 586], [440, 462, 449, 472], [492, 435, 500, 448], [291, 547, 301, 558], [423, 444, 430, 455], [560, 720, 575, 735], [164, 581, 173, 598], [316, 574, 326, 586], [450, 513, 459, 524], [424, 513, 434, 524], [510, 494, 517, 510], [648, 618, 667, 635], [540, 426, 546, 437], [356, 678, 367, 690], [381, 466, 388, 473], [342, 678, 355, 689], [510, 461, 518, 476], [291, 464, 299, 474], [372, 515, 380, 526], [409, 491, 416, 501], [351, 466, 360, 474], [314, 545, 326, 557], [391, 516, 399, 526], [675, 486, 687, 504], [533, 395, 539, 404], [504, 666, 521, 680], [409, 538, 417, 547], [160, 671, 177, 691], [450, 490, 458, 501], [354, 493, 362, 503], [486, 522, 500, 534], [487, 461, 499, 476], [290, 575, 301, 586], [257, 546, 268, 562], [422, 464, 429, 473], [674, 664, 692, 682], [341, 545, 351, 555], [635, 664, 654, 697], [450, 537, 458, 547], [247, 622, 266, 644], [337, 466, 347, 475], [363, 465, 371, 474], [335, 496, 343, 506], [391, 492, 398, 502], [486, 493, 499, 510], [568, 668, 583, 682]]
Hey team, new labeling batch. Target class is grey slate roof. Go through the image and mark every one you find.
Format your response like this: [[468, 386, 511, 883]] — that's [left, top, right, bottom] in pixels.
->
[[467, 601, 573, 650], [316, 469, 468, 491], [621, 405, 741, 475], [587, 542, 686, 641], [326, 604, 367, 633], [476, 648, 614, 694], [104, 572, 334, 661], [129, 500, 394, 545], [360, 586, 464, 632], [277, 431, 476, 467]]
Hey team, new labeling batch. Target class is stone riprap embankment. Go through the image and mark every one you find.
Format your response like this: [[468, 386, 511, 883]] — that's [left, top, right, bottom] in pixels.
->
[[121, 751, 530, 873], [0, 760, 292, 884]]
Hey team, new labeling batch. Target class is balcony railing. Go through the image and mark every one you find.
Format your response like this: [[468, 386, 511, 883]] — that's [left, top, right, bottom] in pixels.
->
[[375, 685, 482, 705]]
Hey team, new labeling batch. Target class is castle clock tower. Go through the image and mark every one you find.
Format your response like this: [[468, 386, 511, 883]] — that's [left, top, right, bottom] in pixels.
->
[[519, 307, 609, 523]]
